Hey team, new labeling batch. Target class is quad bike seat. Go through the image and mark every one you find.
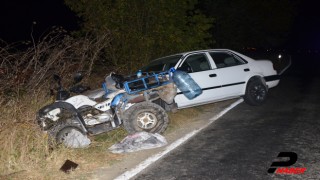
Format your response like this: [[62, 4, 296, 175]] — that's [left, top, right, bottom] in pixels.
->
[[84, 88, 106, 100]]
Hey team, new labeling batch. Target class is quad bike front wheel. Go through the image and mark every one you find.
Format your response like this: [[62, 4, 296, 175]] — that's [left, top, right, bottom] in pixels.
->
[[48, 120, 90, 148], [123, 102, 169, 134]]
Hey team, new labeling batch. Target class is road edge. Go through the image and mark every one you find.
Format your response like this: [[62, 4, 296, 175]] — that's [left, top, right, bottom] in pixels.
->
[[114, 98, 244, 180]]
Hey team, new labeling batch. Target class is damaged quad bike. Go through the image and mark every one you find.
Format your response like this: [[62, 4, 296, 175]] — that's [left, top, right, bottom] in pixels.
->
[[37, 70, 178, 147]]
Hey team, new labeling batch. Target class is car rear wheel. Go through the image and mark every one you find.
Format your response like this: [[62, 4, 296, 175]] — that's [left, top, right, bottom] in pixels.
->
[[244, 78, 268, 106]]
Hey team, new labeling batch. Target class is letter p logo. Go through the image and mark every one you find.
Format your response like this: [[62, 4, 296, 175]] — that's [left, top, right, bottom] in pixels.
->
[[268, 152, 298, 173]]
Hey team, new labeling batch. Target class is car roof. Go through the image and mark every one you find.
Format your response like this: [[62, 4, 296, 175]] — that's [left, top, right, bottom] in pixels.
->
[[180, 49, 234, 55], [152, 49, 241, 61]]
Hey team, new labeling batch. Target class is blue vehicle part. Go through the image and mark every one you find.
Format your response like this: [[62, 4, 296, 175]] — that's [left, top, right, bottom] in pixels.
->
[[171, 68, 202, 100], [102, 82, 108, 98], [123, 71, 172, 94], [111, 93, 125, 107]]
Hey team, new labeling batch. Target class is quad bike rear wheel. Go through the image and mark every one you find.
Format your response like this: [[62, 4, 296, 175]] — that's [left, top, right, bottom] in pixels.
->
[[123, 102, 169, 134]]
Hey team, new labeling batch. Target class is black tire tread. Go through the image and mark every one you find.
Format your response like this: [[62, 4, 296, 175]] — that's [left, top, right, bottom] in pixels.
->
[[244, 78, 268, 106], [122, 102, 169, 134], [47, 120, 85, 145]]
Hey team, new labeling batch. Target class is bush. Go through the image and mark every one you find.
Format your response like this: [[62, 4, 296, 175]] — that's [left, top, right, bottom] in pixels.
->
[[0, 27, 112, 103], [0, 28, 121, 178]]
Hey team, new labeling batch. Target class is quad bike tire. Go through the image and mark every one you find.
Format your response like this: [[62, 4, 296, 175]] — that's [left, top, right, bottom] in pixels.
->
[[123, 102, 169, 134], [244, 77, 268, 106], [47, 120, 86, 147]]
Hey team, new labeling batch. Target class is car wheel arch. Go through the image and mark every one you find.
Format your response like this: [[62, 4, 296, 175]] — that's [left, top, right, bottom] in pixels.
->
[[242, 75, 268, 95]]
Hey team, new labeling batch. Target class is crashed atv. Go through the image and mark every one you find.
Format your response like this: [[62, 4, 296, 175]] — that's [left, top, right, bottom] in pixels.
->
[[37, 71, 177, 147]]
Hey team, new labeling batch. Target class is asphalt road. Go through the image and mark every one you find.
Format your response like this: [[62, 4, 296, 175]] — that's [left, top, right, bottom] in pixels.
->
[[135, 55, 320, 180]]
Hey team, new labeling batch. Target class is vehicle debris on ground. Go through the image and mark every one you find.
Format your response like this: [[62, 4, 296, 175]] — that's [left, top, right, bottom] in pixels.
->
[[108, 131, 167, 153]]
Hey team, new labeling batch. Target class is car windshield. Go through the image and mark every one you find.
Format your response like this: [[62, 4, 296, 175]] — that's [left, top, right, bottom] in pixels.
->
[[142, 55, 182, 72]]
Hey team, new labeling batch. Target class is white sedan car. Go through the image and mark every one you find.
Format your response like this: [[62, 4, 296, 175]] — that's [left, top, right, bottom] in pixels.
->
[[142, 49, 280, 108]]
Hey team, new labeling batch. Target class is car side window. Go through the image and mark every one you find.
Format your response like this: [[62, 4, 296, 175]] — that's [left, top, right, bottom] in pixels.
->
[[178, 54, 211, 73], [209, 52, 245, 68]]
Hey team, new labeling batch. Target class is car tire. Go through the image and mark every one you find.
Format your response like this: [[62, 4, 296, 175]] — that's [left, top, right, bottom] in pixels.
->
[[123, 102, 169, 134], [244, 78, 268, 106], [48, 120, 86, 147]]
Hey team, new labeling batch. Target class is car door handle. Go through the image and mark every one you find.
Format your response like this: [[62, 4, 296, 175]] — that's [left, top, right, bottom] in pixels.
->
[[209, 74, 217, 77], [244, 68, 250, 72]]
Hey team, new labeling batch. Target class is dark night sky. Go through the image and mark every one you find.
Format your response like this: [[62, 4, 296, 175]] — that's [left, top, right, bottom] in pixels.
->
[[287, 0, 320, 49], [0, 0, 319, 50], [0, 0, 79, 43]]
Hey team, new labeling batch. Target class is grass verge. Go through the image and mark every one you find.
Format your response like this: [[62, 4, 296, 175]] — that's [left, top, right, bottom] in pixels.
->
[[0, 90, 216, 179]]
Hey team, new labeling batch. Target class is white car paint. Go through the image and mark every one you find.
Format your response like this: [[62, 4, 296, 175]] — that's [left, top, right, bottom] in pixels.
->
[[143, 49, 280, 109]]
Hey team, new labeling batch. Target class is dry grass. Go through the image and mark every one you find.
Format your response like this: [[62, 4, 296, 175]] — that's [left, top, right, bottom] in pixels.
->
[[0, 91, 209, 179], [0, 91, 212, 179], [0, 92, 128, 179], [0, 27, 113, 103], [165, 104, 214, 134], [0, 28, 130, 179]]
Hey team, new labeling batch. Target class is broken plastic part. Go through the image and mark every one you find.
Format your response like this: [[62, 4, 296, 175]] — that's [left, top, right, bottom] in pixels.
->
[[62, 129, 91, 148], [60, 160, 78, 173], [108, 132, 167, 153]]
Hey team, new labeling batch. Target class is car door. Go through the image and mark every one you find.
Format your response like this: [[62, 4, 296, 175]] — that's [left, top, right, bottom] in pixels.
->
[[208, 51, 250, 97], [174, 52, 223, 108]]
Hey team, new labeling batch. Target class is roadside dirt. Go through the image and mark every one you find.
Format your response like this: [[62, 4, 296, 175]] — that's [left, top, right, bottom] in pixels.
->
[[78, 99, 238, 180]]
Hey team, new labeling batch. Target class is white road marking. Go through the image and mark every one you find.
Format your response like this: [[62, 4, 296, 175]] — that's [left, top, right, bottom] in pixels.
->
[[114, 98, 244, 180]]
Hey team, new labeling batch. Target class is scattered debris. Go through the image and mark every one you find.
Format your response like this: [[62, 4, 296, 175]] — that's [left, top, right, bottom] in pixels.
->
[[109, 132, 167, 153], [62, 129, 91, 148], [60, 160, 78, 173]]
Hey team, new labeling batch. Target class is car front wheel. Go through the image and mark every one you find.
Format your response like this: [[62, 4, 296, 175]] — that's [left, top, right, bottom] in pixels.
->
[[244, 78, 268, 106]]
